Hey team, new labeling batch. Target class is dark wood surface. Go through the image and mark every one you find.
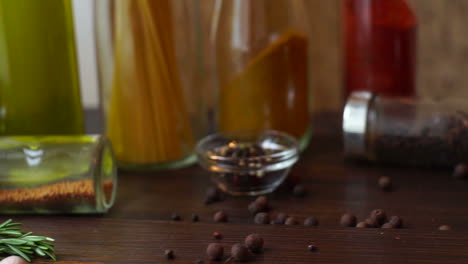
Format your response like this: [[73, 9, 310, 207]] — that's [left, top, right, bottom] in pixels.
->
[[10, 112, 468, 263]]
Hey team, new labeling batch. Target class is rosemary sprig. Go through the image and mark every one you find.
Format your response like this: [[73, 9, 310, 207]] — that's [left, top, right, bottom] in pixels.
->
[[0, 219, 56, 262]]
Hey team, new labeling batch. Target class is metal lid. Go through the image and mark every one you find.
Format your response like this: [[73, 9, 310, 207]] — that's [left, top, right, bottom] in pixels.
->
[[342, 91, 374, 158]]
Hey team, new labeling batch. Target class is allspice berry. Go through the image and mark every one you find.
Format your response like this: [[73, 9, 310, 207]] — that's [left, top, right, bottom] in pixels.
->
[[453, 163, 468, 179], [356, 221, 369, 228], [164, 249, 175, 259], [378, 176, 392, 191], [365, 217, 379, 228], [205, 187, 221, 204], [340, 213, 357, 227], [254, 212, 270, 225], [439, 225, 451, 231], [272, 213, 288, 225], [293, 184, 307, 197], [255, 196, 269, 208], [231, 243, 250, 262], [207, 243, 224, 260], [285, 217, 298, 226], [212, 231, 223, 240], [370, 209, 387, 225], [245, 233, 264, 253], [381, 223, 394, 229], [388, 216, 403, 228], [304, 217, 319, 227], [171, 213, 181, 221], [213, 210, 228, 223]]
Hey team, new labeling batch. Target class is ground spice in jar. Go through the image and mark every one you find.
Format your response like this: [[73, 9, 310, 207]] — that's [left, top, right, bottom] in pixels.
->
[[0, 179, 113, 209]]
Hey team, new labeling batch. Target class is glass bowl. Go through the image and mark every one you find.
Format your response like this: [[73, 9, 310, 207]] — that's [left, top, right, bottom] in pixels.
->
[[196, 130, 299, 196]]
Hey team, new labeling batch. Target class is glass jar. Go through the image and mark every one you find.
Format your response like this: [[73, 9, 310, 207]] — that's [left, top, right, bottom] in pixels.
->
[[210, 0, 312, 150], [0, 135, 117, 214], [343, 91, 468, 167], [343, 0, 417, 98], [0, 0, 84, 135], [95, 0, 205, 170]]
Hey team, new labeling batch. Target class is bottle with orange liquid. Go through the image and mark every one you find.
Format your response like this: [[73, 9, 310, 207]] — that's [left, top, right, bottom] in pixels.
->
[[343, 0, 417, 98], [210, 0, 312, 150]]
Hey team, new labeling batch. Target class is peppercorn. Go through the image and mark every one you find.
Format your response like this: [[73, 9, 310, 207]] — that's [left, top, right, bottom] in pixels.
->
[[254, 212, 270, 225], [439, 225, 451, 231], [381, 223, 394, 229], [340, 213, 357, 227], [213, 210, 228, 222], [164, 249, 175, 259], [245, 233, 264, 253], [388, 216, 403, 228], [213, 231, 223, 240], [370, 209, 387, 225], [191, 214, 199, 222], [378, 176, 392, 191], [285, 217, 298, 226], [231, 243, 250, 262], [356, 221, 369, 228], [307, 245, 317, 252], [207, 243, 224, 260], [273, 213, 288, 225], [453, 163, 468, 179], [365, 217, 379, 228], [255, 196, 269, 210], [304, 217, 319, 227], [293, 184, 307, 197], [171, 213, 181, 221], [205, 187, 221, 205]]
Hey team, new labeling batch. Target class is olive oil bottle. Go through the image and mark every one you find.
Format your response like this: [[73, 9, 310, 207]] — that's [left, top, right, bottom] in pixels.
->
[[0, 0, 84, 135]]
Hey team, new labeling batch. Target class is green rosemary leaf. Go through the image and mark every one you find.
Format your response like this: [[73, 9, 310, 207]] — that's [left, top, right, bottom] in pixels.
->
[[45, 237, 55, 242], [21, 232, 33, 237], [7, 244, 31, 262], [0, 238, 29, 245], [0, 230, 22, 236], [5, 223, 23, 228], [43, 250, 56, 261], [23, 236, 47, 242], [35, 247, 46, 257], [0, 219, 13, 229]]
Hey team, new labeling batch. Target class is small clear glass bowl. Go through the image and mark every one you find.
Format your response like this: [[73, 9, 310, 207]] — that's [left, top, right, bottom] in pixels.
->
[[196, 130, 299, 196]]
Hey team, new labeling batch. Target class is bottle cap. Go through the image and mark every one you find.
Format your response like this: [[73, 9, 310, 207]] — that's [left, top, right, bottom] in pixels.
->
[[342, 91, 374, 158]]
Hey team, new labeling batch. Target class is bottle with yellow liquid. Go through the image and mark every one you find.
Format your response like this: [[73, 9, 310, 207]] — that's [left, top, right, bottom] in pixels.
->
[[210, 0, 312, 150]]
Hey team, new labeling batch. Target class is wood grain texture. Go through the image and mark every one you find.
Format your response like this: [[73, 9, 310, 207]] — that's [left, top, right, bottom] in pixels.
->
[[4, 112, 468, 263], [174, 0, 468, 111]]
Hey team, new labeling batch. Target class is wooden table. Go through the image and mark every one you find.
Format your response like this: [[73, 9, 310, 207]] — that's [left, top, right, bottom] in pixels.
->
[[12, 112, 468, 263]]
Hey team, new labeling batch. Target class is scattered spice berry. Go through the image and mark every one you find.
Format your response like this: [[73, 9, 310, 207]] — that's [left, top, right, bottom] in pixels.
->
[[304, 217, 319, 227], [388, 216, 403, 228], [340, 213, 357, 227], [245, 233, 264, 253], [255, 196, 269, 208], [381, 223, 394, 229], [378, 176, 393, 191], [439, 225, 451, 231], [213, 210, 228, 223], [191, 214, 200, 222], [307, 244, 317, 252], [231, 243, 250, 262], [370, 209, 387, 225], [356, 221, 369, 228], [272, 213, 288, 225], [164, 249, 175, 260], [285, 217, 299, 226], [213, 231, 223, 240], [293, 184, 307, 197], [205, 187, 222, 204], [254, 212, 270, 225], [365, 217, 379, 228], [171, 213, 181, 221], [453, 163, 468, 179], [248, 196, 269, 215], [207, 243, 224, 260]]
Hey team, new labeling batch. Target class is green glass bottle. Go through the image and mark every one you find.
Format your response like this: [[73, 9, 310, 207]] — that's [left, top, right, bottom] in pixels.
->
[[0, 0, 84, 135]]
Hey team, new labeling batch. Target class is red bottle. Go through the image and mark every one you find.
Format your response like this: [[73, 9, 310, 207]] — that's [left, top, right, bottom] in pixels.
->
[[343, 0, 417, 98]]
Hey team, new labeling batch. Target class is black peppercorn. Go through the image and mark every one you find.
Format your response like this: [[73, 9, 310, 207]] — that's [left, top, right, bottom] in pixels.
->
[[205, 187, 221, 204], [171, 213, 181, 221], [340, 213, 357, 227], [453, 163, 468, 179], [191, 214, 199, 222], [356, 221, 369, 228], [207, 243, 224, 260], [164, 249, 175, 259], [254, 212, 270, 225], [378, 176, 393, 191], [439, 225, 451, 231], [388, 216, 403, 228], [285, 217, 298, 226], [273, 213, 288, 225], [304, 217, 319, 227], [231, 243, 250, 262], [370, 209, 387, 225], [213, 231, 223, 240], [307, 245, 317, 252], [213, 210, 228, 223], [381, 223, 394, 229], [293, 184, 307, 197], [245, 233, 264, 253]]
